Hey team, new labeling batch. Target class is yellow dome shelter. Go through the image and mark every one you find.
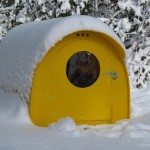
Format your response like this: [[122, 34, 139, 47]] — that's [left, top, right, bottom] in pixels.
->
[[0, 16, 130, 126]]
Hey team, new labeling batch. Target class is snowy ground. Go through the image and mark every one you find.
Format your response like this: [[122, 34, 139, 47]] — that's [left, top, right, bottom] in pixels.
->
[[0, 86, 150, 150]]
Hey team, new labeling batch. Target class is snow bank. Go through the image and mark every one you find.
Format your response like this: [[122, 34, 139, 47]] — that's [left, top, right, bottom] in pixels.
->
[[131, 85, 150, 118], [0, 15, 126, 102], [78, 113, 150, 140], [48, 117, 77, 132], [0, 90, 31, 125], [0, 87, 150, 149]]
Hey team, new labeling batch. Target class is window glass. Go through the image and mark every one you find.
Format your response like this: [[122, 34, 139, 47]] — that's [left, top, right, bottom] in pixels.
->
[[66, 51, 100, 88]]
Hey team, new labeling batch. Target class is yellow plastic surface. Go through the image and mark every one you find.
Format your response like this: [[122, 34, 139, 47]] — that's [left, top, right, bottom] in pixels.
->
[[29, 31, 130, 127]]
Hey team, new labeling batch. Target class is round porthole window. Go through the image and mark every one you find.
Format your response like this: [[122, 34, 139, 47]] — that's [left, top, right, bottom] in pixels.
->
[[66, 51, 100, 88]]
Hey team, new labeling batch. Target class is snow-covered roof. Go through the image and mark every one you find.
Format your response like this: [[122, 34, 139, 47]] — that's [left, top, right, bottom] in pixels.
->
[[0, 15, 126, 102]]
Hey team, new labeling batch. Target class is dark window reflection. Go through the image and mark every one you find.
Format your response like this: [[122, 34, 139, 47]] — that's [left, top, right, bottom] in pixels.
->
[[66, 51, 100, 88]]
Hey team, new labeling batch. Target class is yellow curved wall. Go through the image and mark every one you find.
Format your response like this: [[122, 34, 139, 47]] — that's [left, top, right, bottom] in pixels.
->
[[29, 31, 130, 127]]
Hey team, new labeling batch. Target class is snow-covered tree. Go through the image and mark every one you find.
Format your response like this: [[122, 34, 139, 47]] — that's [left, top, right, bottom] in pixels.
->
[[0, 0, 150, 88], [0, 0, 26, 40], [107, 0, 150, 88], [0, 0, 90, 40]]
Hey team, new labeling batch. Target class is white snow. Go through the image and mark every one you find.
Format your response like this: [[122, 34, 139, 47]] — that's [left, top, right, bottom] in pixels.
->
[[0, 90, 31, 125], [38, 0, 46, 5], [0, 86, 150, 150], [120, 18, 131, 32], [118, 0, 142, 16], [59, 0, 71, 13], [17, 17, 26, 23], [0, 15, 126, 102]]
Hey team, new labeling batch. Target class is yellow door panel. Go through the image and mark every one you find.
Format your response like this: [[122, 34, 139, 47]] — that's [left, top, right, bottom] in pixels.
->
[[29, 31, 130, 126], [108, 55, 130, 122]]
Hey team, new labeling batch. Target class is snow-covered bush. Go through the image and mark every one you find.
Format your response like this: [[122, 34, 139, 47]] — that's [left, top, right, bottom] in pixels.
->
[[0, 0, 150, 89]]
